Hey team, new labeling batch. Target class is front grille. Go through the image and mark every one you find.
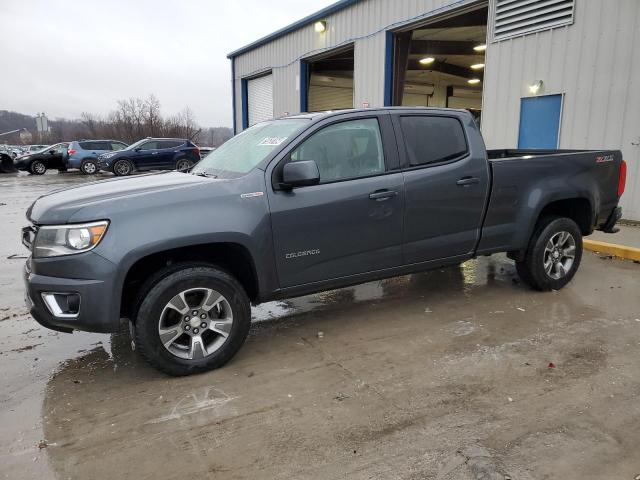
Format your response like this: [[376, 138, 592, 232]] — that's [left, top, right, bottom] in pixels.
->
[[22, 225, 37, 250]]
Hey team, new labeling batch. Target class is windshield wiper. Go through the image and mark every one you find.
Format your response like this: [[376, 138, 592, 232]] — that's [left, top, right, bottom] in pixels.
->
[[192, 171, 218, 178]]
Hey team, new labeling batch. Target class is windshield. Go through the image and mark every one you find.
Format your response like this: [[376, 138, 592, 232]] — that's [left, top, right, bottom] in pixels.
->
[[192, 119, 308, 177]]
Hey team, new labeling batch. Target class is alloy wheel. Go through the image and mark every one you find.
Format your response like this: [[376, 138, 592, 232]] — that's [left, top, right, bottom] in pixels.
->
[[158, 288, 233, 360], [543, 231, 576, 280]]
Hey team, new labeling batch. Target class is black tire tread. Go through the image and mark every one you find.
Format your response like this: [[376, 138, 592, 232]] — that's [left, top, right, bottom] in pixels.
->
[[134, 264, 250, 376], [516, 215, 582, 291]]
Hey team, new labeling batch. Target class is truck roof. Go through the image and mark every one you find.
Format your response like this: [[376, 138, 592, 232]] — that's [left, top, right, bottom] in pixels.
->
[[283, 106, 470, 121]]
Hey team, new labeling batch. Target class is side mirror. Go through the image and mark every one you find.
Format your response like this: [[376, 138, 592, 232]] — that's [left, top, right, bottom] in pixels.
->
[[281, 160, 320, 189], [48, 149, 56, 154], [134, 148, 142, 152]]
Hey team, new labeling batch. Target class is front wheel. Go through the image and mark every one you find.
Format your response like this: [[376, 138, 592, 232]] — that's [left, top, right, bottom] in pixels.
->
[[113, 159, 133, 176], [134, 265, 251, 376], [516, 215, 583, 291], [29, 160, 46, 175]]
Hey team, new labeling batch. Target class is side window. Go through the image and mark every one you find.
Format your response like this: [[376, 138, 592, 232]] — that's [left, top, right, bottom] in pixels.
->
[[290, 118, 385, 183], [140, 141, 158, 150], [95, 142, 111, 150], [79, 141, 93, 150], [399, 116, 468, 167], [111, 142, 126, 151], [55, 143, 68, 153], [159, 140, 182, 149]]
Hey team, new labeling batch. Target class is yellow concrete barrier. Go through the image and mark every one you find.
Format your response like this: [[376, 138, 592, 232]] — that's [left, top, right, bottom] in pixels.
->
[[583, 239, 640, 262]]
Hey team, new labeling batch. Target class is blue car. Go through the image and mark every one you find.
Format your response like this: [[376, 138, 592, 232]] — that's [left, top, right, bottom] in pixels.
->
[[97, 138, 200, 176], [67, 140, 128, 174]]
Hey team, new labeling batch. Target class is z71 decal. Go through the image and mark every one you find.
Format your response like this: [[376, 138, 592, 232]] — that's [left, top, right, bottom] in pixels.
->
[[596, 155, 614, 163]]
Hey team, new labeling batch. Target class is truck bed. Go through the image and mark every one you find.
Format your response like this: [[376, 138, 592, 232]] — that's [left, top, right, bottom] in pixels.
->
[[477, 148, 623, 256]]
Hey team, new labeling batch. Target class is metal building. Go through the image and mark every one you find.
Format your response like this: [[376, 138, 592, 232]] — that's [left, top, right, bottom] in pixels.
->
[[228, 0, 640, 220]]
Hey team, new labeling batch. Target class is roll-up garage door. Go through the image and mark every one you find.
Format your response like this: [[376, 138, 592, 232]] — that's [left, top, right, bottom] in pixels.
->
[[247, 74, 273, 126]]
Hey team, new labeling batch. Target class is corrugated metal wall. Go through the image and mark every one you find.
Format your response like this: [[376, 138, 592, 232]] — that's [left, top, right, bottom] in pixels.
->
[[232, 0, 482, 130], [232, 0, 640, 220], [482, 0, 640, 220]]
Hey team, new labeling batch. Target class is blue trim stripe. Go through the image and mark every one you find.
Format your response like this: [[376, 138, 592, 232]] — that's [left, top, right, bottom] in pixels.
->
[[241, 78, 249, 130], [227, 0, 361, 58], [384, 31, 394, 107], [300, 60, 309, 113], [231, 57, 237, 134]]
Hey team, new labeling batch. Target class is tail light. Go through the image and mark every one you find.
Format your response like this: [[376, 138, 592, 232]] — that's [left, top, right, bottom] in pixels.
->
[[618, 160, 627, 197], [68, 149, 77, 155], [194, 147, 200, 157]]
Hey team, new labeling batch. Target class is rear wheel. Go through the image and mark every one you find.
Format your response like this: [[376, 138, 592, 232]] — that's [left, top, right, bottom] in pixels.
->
[[80, 159, 98, 175], [134, 265, 251, 376], [113, 159, 133, 176], [516, 215, 582, 291], [29, 160, 46, 175], [176, 159, 193, 171]]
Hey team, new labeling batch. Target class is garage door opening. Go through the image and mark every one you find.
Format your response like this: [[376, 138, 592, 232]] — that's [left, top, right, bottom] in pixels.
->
[[302, 47, 354, 113], [387, 5, 488, 123]]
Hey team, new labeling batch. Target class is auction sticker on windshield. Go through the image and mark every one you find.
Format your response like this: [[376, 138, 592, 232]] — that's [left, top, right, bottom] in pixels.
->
[[258, 137, 286, 146]]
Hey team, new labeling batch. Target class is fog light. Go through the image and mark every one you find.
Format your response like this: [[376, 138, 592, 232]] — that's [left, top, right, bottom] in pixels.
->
[[41, 293, 81, 318]]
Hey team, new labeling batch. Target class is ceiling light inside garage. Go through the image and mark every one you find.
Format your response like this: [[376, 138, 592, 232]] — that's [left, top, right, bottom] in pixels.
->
[[419, 57, 435, 65], [470, 63, 485, 70], [314, 20, 327, 33], [473, 44, 487, 52], [468, 78, 481, 85]]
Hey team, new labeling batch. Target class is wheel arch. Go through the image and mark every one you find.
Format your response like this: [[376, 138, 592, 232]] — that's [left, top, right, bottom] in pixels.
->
[[119, 242, 260, 320]]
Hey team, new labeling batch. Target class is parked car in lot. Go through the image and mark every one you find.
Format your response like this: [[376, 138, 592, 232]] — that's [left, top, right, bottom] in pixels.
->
[[97, 138, 200, 176], [66, 140, 128, 174], [14, 142, 69, 174], [22, 107, 626, 375], [21, 145, 49, 156]]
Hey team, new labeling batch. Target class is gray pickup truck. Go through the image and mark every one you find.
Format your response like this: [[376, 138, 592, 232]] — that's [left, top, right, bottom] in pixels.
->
[[22, 108, 626, 375]]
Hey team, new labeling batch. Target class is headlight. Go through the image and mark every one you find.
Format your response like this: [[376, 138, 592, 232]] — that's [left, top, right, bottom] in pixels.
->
[[33, 221, 109, 257]]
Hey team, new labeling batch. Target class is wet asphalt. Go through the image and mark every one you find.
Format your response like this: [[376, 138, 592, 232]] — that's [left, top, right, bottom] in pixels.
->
[[1, 171, 640, 479]]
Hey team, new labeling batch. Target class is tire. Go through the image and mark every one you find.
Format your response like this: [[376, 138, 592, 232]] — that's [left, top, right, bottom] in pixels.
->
[[134, 264, 251, 376], [176, 159, 193, 172], [29, 160, 46, 175], [516, 215, 583, 291], [80, 159, 98, 175], [113, 159, 133, 176]]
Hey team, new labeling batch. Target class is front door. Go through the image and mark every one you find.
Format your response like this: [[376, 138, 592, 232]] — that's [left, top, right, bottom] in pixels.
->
[[392, 113, 489, 264], [268, 115, 404, 288], [135, 140, 161, 169]]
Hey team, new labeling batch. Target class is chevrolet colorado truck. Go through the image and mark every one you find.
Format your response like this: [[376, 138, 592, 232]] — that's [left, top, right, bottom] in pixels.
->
[[22, 108, 626, 375]]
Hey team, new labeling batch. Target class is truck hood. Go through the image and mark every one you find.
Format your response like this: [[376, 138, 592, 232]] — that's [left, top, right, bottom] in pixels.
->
[[28, 172, 213, 224]]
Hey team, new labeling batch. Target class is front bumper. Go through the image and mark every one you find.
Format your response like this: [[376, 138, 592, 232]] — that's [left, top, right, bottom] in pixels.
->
[[23, 251, 121, 333], [97, 158, 114, 172]]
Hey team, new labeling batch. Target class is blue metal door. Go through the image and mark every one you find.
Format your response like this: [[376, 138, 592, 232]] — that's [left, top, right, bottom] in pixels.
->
[[518, 94, 563, 148]]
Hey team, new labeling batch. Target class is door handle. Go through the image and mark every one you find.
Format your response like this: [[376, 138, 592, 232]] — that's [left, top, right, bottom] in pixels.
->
[[152, 152, 159, 155], [369, 190, 398, 200], [456, 177, 480, 186]]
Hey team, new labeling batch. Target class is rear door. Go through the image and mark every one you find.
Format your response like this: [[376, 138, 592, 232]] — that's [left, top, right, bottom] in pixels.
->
[[268, 113, 404, 288], [157, 140, 183, 168], [392, 112, 489, 264]]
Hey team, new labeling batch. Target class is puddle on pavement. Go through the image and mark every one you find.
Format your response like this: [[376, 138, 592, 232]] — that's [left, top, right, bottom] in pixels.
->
[[2, 171, 640, 479]]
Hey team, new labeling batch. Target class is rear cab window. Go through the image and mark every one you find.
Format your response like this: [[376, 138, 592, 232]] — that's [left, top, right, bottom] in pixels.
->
[[398, 115, 468, 167]]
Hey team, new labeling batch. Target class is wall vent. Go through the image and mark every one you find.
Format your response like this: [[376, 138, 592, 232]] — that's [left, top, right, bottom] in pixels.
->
[[493, 0, 575, 40]]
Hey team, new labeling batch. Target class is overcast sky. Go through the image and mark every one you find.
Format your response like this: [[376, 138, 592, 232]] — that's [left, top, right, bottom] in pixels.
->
[[0, 0, 336, 127]]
